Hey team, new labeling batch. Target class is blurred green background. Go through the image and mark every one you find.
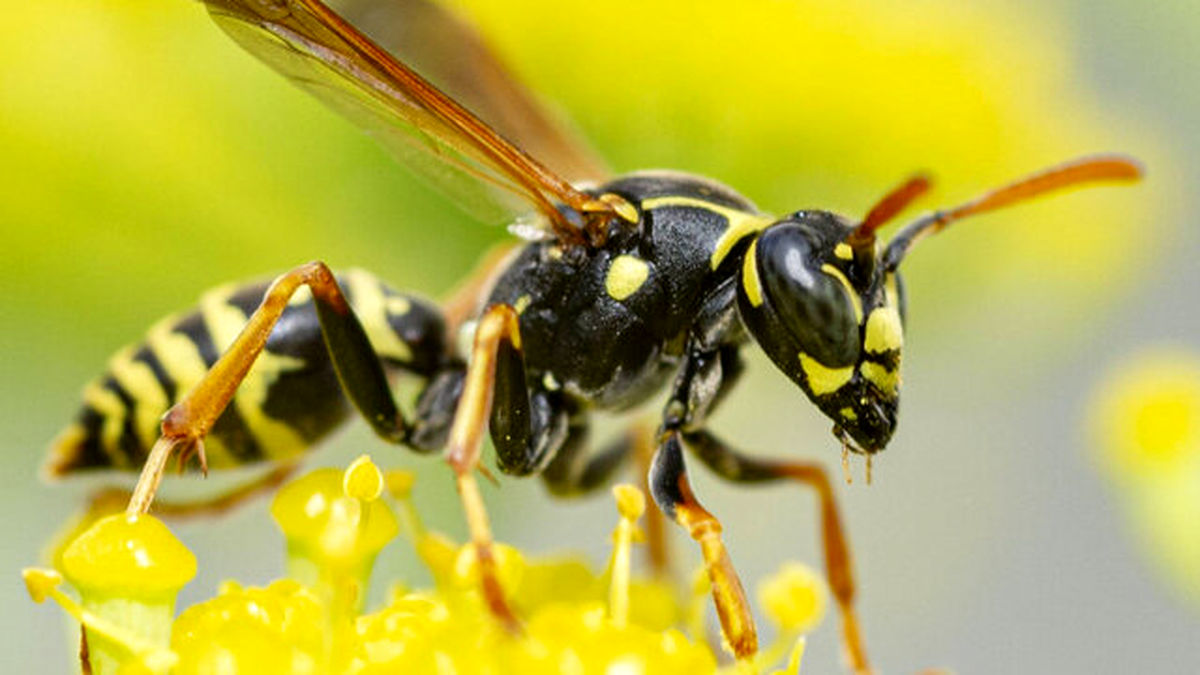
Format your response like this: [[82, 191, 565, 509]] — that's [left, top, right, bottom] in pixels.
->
[[2, 0, 1198, 671]]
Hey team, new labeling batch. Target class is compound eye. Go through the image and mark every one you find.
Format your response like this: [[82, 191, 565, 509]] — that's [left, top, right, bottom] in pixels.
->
[[756, 224, 861, 366]]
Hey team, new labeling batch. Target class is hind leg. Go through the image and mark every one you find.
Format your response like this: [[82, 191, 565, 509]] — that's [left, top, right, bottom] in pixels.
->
[[126, 262, 414, 513]]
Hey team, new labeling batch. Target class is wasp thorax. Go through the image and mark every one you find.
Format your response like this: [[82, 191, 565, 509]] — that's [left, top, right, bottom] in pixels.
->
[[737, 211, 905, 453]]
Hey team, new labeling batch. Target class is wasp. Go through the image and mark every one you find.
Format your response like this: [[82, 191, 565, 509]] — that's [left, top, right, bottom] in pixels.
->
[[45, 0, 1142, 668]]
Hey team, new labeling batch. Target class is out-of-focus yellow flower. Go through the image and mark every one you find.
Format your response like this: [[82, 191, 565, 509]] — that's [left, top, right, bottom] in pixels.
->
[[757, 563, 827, 634], [1089, 348, 1200, 606], [1091, 349, 1200, 479], [27, 458, 825, 673]]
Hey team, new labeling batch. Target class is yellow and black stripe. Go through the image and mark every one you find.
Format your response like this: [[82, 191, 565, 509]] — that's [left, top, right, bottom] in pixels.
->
[[45, 269, 445, 477]]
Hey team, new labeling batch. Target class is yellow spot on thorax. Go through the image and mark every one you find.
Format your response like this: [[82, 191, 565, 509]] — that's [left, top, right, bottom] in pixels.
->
[[513, 294, 532, 315], [798, 353, 854, 396], [605, 254, 650, 301], [639, 195, 774, 269], [834, 242, 853, 260], [598, 192, 640, 223]]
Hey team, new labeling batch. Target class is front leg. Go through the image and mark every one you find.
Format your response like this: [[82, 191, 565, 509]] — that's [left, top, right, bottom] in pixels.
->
[[649, 344, 758, 659], [684, 428, 870, 673], [648, 428, 757, 658]]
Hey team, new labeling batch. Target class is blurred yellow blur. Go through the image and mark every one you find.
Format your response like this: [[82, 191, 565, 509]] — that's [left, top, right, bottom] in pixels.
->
[[1090, 348, 1200, 605]]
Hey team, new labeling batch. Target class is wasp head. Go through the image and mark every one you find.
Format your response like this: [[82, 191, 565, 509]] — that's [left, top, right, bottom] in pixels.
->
[[735, 209, 905, 454], [733, 156, 1142, 455]]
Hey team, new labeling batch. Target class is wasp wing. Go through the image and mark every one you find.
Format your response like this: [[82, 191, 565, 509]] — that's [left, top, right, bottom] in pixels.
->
[[328, 0, 610, 184], [202, 0, 613, 241]]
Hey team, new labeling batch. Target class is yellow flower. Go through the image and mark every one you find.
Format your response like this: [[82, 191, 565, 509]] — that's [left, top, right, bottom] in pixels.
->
[[25, 513, 194, 673], [1091, 349, 1200, 480], [1089, 348, 1200, 605], [28, 457, 824, 672], [757, 563, 827, 635], [172, 580, 326, 675]]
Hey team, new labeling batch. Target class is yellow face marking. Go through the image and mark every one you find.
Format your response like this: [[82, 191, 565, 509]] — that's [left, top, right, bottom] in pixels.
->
[[864, 306, 903, 354], [345, 269, 413, 363], [81, 380, 131, 468], [107, 346, 171, 451], [834, 242, 853, 260], [799, 353, 854, 396], [741, 239, 764, 307], [861, 361, 900, 397], [820, 264, 863, 325], [639, 195, 774, 270], [200, 284, 308, 462], [839, 407, 858, 421], [884, 272, 901, 307], [605, 254, 650, 301]]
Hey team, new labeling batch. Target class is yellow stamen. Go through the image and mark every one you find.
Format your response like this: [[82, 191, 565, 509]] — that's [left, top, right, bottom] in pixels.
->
[[608, 484, 646, 627], [343, 454, 384, 501]]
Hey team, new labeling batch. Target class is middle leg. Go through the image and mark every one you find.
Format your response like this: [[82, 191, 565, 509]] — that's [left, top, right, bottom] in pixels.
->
[[443, 302, 561, 631], [684, 428, 870, 673]]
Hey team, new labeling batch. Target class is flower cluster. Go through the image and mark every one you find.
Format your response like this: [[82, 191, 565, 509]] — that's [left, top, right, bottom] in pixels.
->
[[26, 455, 824, 673], [1089, 348, 1200, 605]]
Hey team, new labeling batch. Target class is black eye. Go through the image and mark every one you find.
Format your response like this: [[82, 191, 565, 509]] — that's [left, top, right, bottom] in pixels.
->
[[755, 223, 861, 366]]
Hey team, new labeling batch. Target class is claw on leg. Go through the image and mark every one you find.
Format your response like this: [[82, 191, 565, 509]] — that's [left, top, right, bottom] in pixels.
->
[[127, 436, 187, 515]]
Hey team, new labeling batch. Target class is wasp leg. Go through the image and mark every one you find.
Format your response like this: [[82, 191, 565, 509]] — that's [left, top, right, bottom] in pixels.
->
[[90, 463, 298, 520], [684, 428, 870, 674], [631, 423, 671, 577], [127, 261, 407, 514], [649, 429, 757, 659], [539, 419, 637, 496], [444, 303, 525, 631], [489, 375, 568, 477]]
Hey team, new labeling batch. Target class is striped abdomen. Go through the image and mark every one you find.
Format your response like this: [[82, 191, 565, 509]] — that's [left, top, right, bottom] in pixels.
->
[[46, 269, 446, 476]]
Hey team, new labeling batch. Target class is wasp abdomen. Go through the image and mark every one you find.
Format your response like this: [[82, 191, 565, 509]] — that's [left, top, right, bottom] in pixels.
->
[[46, 269, 445, 476]]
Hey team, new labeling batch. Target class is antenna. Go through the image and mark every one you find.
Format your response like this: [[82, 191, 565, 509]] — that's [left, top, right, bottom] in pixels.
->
[[882, 155, 1143, 270]]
